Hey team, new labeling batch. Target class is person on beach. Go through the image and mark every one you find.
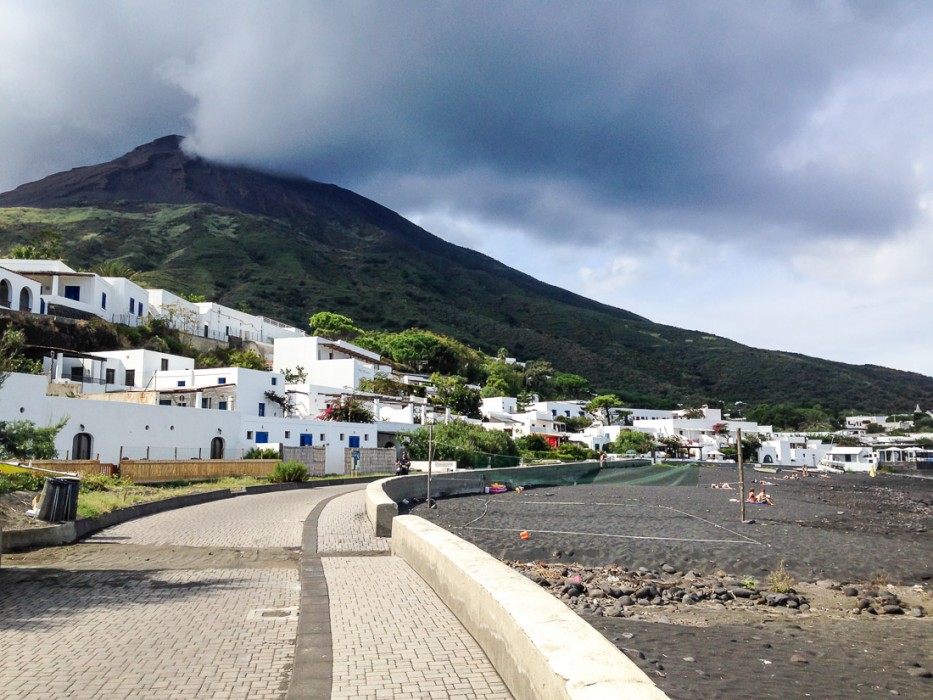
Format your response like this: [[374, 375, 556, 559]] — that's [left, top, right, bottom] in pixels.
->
[[756, 487, 774, 505], [599, 451, 607, 465], [747, 488, 758, 502]]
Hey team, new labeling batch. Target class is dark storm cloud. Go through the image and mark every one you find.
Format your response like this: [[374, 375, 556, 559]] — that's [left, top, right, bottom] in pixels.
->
[[166, 1, 929, 247]]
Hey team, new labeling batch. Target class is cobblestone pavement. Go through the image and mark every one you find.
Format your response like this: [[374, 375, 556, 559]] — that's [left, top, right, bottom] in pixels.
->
[[316, 491, 513, 699], [1, 485, 512, 699], [89, 488, 361, 549], [0, 484, 359, 700], [316, 489, 391, 554]]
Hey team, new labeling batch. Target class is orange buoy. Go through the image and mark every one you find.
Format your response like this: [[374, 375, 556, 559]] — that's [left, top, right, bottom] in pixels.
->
[[520, 530, 530, 540]]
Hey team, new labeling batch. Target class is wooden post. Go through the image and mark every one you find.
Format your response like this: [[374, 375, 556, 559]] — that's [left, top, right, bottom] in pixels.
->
[[737, 428, 746, 522]]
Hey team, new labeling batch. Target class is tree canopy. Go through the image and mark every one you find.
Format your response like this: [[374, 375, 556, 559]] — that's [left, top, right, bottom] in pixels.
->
[[309, 312, 363, 340], [400, 421, 519, 469]]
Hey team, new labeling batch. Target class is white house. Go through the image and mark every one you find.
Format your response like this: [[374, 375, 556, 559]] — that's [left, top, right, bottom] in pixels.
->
[[272, 336, 390, 391], [0, 371, 380, 471], [0, 264, 42, 313], [757, 435, 831, 468], [148, 289, 307, 345], [533, 400, 589, 420], [0, 259, 148, 326], [819, 445, 877, 473], [49, 348, 196, 393]]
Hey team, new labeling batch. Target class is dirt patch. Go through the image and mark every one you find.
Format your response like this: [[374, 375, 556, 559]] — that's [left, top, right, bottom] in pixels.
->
[[0, 490, 45, 532]]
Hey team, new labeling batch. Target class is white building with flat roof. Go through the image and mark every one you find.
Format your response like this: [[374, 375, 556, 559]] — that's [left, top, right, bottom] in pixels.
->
[[0, 259, 148, 326]]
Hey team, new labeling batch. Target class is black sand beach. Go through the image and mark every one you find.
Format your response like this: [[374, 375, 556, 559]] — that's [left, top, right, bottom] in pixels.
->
[[409, 465, 933, 699]]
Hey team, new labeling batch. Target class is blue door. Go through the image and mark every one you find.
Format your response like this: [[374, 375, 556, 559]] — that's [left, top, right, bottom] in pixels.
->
[[256, 431, 269, 443], [300, 433, 313, 446], [348, 436, 360, 448]]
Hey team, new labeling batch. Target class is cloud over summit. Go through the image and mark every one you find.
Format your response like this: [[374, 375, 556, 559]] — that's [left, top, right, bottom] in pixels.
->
[[4, 1, 933, 376]]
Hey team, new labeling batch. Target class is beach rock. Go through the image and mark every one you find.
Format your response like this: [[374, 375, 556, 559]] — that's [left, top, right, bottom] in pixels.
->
[[911, 607, 925, 618], [842, 586, 859, 597], [729, 587, 753, 598], [661, 563, 677, 574], [766, 593, 789, 607], [882, 605, 904, 615], [906, 666, 933, 679], [588, 588, 605, 599], [816, 579, 838, 589], [858, 598, 872, 610], [619, 595, 635, 606], [790, 653, 809, 664]]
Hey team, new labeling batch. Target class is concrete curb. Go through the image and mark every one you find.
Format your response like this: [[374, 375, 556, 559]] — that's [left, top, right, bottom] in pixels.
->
[[391, 515, 670, 700], [1, 476, 384, 554]]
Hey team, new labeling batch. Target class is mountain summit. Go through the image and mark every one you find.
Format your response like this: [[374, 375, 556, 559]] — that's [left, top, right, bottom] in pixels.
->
[[2, 136, 932, 410]]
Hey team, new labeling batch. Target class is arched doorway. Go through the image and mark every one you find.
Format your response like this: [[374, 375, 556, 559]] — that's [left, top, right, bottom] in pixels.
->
[[72, 433, 93, 460], [0, 279, 11, 307], [18, 287, 32, 311], [210, 437, 225, 459]]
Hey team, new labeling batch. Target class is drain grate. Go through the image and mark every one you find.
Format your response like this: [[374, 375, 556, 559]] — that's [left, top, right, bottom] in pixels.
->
[[247, 607, 299, 621]]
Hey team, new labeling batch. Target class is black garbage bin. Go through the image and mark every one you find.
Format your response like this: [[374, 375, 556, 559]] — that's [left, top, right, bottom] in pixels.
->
[[36, 476, 81, 522]]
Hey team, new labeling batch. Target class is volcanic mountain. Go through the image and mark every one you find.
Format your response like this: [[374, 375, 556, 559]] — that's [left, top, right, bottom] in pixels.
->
[[2, 135, 932, 411]]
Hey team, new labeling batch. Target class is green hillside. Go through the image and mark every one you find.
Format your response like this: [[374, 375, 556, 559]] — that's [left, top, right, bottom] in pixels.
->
[[2, 136, 932, 413]]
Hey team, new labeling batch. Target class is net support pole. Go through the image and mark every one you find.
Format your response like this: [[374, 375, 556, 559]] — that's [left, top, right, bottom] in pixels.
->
[[737, 427, 746, 522], [426, 421, 434, 510]]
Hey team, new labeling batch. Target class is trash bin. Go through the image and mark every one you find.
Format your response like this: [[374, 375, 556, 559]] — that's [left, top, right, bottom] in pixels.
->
[[36, 477, 81, 522]]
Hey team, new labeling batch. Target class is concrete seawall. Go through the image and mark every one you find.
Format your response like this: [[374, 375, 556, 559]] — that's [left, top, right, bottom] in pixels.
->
[[392, 515, 669, 700]]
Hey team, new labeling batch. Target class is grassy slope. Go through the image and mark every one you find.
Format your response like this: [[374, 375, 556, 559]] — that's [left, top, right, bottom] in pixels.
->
[[2, 204, 933, 412]]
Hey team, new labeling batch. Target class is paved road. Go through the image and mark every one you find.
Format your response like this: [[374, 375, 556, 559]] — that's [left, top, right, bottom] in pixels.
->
[[0, 485, 511, 699]]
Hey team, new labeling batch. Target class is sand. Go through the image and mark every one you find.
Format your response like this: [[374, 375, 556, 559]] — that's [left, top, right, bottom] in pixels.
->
[[408, 465, 933, 699]]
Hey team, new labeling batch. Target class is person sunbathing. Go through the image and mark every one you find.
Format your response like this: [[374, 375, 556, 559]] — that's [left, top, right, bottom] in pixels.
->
[[756, 487, 774, 505], [747, 488, 758, 502]]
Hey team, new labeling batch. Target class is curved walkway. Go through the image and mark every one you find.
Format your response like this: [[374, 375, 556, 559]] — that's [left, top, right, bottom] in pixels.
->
[[0, 485, 511, 699], [310, 490, 512, 699]]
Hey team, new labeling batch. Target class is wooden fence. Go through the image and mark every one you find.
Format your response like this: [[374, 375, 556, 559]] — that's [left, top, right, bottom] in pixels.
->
[[119, 459, 279, 483], [17, 460, 116, 477]]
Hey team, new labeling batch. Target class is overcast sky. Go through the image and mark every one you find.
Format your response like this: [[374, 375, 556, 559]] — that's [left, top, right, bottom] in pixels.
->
[[3, 1, 933, 378]]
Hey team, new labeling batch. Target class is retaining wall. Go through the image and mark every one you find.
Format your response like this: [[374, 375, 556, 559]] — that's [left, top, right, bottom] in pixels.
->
[[392, 516, 668, 700]]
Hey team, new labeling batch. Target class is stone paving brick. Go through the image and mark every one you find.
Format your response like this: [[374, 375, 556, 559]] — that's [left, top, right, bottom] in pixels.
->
[[88, 486, 360, 549], [0, 567, 297, 700], [322, 556, 512, 699], [316, 489, 391, 554], [0, 484, 357, 699], [4, 482, 514, 699]]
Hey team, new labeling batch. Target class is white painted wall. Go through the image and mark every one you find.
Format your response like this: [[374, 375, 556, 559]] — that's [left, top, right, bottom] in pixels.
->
[[0, 265, 42, 313], [1, 371, 379, 472]]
